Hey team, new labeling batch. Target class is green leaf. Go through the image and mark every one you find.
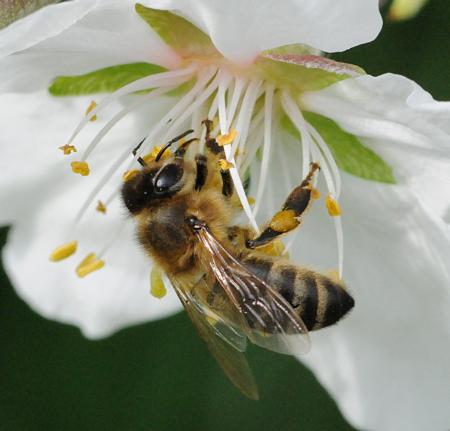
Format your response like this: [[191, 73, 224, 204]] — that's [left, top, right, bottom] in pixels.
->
[[281, 112, 396, 184], [49, 62, 167, 96], [135, 3, 220, 59], [255, 54, 364, 92]]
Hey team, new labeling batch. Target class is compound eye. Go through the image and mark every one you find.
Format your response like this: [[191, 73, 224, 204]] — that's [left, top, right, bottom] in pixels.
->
[[153, 163, 183, 195]]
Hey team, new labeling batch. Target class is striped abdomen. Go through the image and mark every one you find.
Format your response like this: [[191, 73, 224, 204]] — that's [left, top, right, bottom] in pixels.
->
[[243, 256, 354, 331]]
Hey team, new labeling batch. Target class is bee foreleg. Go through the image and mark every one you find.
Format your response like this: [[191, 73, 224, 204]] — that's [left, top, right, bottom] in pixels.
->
[[195, 154, 208, 191], [246, 162, 320, 249]]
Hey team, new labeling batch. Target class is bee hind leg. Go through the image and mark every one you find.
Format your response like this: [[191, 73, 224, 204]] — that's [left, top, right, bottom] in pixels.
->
[[246, 162, 320, 249]]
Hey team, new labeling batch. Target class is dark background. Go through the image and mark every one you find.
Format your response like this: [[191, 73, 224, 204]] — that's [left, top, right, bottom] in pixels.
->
[[1, 1, 449, 430]]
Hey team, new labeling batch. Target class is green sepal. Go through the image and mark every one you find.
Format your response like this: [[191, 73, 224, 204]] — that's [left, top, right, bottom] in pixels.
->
[[281, 113, 396, 184], [255, 54, 364, 92], [49, 62, 167, 96], [135, 3, 220, 59]]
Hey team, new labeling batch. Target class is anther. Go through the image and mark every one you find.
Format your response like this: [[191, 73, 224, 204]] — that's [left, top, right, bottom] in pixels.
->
[[142, 146, 172, 164], [71, 161, 90, 176], [85, 101, 98, 122], [311, 188, 321, 200], [216, 128, 237, 146], [76, 253, 105, 277], [123, 169, 140, 182], [96, 200, 107, 214], [150, 265, 167, 299], [59, 144, 77, 155], [326, 194, 341, 216], [218, 159, 234, 171], [49, 240, 78, 261]]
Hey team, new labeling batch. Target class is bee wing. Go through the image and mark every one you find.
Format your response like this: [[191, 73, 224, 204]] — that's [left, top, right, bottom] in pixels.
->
[[169, 276, 259, 400], [195, 226, 311, 356]]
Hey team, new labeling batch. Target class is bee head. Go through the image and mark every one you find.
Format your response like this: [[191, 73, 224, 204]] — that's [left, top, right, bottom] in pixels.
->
[[121, 160, 185, 214]]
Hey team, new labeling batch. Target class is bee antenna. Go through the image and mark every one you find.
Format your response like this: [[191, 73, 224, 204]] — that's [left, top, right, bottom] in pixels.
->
[[155, 129, 194, 162]]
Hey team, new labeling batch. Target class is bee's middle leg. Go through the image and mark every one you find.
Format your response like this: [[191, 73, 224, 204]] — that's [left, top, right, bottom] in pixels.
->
[[246, 162, 320, 249]]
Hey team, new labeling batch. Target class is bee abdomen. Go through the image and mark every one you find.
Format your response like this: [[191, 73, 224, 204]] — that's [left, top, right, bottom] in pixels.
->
[[243, 257, 354, 331]]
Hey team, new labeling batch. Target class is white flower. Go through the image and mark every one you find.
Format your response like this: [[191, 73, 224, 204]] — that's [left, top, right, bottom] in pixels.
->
[[0, 1, 449, 430]]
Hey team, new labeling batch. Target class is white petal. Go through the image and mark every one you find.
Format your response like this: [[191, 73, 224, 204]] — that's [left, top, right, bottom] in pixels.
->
[[0, 0, 180, 93], [302, 73, 450, 221], [142, 0, 382, 63], [263, 140, 450, 431], [0, 91, 182, 338], [0, 0, 96, 57]]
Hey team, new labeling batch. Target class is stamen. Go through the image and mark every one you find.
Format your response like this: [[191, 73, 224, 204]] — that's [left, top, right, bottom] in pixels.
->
[[157, 67, 219, 146], [59, 144, 77, 155], [96, 200, 107, 214], [143, 146, 172, 163], [85, 101, 98, 122], [123, 169, 140, 182], [80, 87, 171, 163], [49, 240, 77, 261], [253, 83, 274, 217], [134, 67, 217, 162], [150, 265, 167, 299], [67, 65, 197, 146], [311, 188, 321, 200], [218, 159, 234, 170], [71, 161, 90, 176], [76, 253, 105, 278], [216, 129, 237, 146], [281, 91, 344, 278], [230, 79, 263, 158], [226, 77, 248, 131], [326, 194, 341, 216]]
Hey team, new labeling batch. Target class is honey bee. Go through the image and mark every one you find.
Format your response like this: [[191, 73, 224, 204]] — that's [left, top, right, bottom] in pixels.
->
[[121, 120, 354, 400]]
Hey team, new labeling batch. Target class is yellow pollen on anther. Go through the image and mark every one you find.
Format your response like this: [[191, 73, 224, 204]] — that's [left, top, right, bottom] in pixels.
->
[[96, 200, 107, 214], [59, 144, 77, 155], [326, 194, 341, 217], [49, 240, 78, 262], [270, 209, 300, 233], [150, 265, 167, 299], [76, 253, 105, 277], [142, 146, 172, 164], [85, 100, 98, 122], [71, 161, 90, 176], [311, 188, 321, 200], [122, 169, 140, 182], [218, 159, 234, 171], [216, 129, 237, 146], [247, 196, 255, 205]]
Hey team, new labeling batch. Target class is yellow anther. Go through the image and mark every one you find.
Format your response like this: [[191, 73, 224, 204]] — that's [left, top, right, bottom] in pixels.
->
[[258, 239, 285, 257], [150, 265, 167, 299], [216, 129, 237, 146], [269, 209, 299, 233], [247, 196, 255, 205], [123, 169, 140, 182], [49, 240, 78, 262], [76, 253, 105, 278], [311, 188, 321, 200], [142, 146, 172, 164], [218, 159, 234, 171], [96, 200, 107, 214], [59, 144, 77, 155], [85, 100, 97, 122], [71, 161, 90, 176], [326, 194, 341, 217]]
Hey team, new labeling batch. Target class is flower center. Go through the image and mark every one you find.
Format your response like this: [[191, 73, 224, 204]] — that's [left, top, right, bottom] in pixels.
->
[[52, 60, 344, 279]]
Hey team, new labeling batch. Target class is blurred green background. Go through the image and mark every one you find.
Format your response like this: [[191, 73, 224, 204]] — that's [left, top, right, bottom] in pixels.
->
[[1, 1, 449, 430]]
